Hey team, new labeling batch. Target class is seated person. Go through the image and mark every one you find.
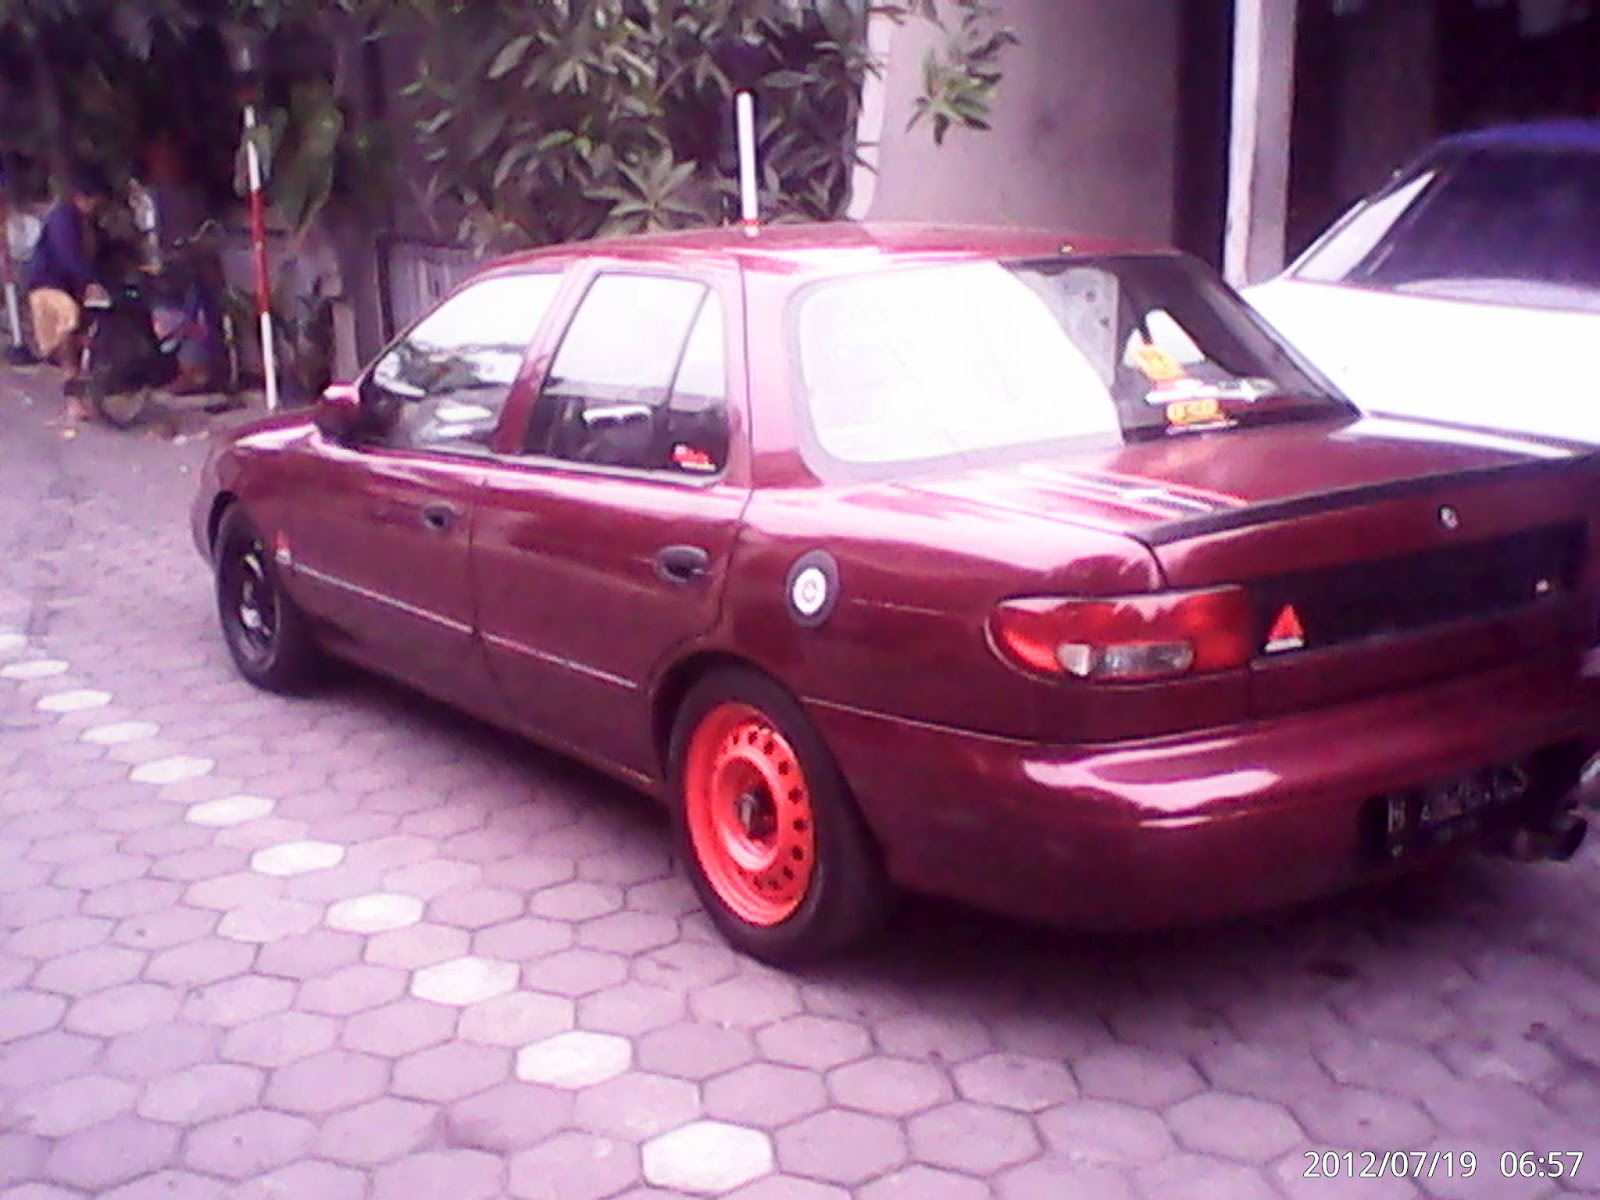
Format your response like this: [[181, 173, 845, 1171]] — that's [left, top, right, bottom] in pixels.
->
[[26, 167, 111, 419]]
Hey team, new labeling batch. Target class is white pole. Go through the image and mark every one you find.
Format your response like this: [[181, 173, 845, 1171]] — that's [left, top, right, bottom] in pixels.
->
[[1224, 0, 1299, 286], [3, 283, 21, 351], [735, 90, 760, 236], [243, 104, 281, 412]]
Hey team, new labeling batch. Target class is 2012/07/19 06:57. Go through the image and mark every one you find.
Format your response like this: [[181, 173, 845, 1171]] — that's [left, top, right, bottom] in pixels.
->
[[1303, 1149, 1585, 1181]]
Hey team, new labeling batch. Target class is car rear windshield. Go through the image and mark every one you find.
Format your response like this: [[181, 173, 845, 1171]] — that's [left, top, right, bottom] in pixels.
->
[[793, 254, 1347, 470], [1292, 147, 1600, 311]]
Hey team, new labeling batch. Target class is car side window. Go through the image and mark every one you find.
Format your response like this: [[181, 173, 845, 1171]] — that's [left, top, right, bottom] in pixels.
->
[[362, 272, 563, 456], [526, 273, 730, 474]]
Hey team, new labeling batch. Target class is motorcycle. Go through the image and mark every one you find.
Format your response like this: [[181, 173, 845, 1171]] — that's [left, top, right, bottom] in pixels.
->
[[78, 222, 241, 428]]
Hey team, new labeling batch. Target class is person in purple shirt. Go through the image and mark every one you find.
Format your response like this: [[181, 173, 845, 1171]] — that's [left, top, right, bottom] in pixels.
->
[[27, 167, 111, 417]]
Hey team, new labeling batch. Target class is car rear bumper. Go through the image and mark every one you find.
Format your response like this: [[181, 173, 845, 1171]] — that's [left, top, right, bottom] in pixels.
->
[[809, 652, 1600, 929]]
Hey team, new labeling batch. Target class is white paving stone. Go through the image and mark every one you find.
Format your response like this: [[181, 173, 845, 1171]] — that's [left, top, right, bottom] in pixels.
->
[[81, 721, 161, 746], [325, 893, 425, 934], [1, 659, 69, 680], [217, 899, 322, 943], [643, 1121, 774, 1194], [36, 689, 113, 714], [0, 631, 26, 657], [250, 840, 346, 877], [516, 1031, 633, 1089], [411, 956, 520, 1006], [130, 755, 215, 786], [187, 795, 276, 828]]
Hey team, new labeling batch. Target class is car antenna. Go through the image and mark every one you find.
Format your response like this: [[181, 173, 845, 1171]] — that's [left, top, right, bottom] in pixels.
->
[[718, 31, 765, 238]]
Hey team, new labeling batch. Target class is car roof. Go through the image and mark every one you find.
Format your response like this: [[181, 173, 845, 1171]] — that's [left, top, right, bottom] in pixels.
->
[[492, 221, 1167, 276], [1431, 118, 1600, 157]]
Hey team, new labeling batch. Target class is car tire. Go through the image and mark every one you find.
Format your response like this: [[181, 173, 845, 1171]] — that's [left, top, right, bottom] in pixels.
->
[[670, 668, 893, 965], [214, 507, 320, 693]]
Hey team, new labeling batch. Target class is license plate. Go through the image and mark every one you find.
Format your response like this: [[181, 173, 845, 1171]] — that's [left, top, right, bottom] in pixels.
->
[[1379, 763, 1530, 859]]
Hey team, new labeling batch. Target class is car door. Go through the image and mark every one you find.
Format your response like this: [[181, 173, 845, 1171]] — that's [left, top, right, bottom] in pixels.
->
[[289, 269, 568, 707], [474, 266, 749, 778]]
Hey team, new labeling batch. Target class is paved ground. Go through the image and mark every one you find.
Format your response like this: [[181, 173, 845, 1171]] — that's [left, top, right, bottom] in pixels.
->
[[2, 359, 1600, 1200]]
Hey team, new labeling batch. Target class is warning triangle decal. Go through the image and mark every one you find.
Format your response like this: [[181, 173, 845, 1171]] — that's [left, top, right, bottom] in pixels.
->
[[1265, 605, 1306, 653]]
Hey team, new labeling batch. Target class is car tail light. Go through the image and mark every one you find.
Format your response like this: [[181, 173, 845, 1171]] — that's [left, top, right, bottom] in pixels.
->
[[989, 587, 1254, 682]]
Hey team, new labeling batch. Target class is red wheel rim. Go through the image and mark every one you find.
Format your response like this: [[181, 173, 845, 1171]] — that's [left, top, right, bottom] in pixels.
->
[[683, 702, 817, 927]]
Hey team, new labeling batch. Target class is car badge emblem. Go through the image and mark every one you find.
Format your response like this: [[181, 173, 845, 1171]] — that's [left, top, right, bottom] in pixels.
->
[[1264, 605, 1306, 653], [1438, 505, 1460, 531]]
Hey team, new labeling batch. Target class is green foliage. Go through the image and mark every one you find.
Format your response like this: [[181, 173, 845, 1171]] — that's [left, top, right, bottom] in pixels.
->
[[392, 0, 1015, 249], [909, 0, 1017, 145]]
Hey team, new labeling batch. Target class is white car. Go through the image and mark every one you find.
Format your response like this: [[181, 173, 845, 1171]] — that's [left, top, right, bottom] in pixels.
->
[[1245, 121, 1600, 444]]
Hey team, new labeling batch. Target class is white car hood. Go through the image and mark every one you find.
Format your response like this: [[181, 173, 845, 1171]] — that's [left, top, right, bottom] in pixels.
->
[[1244, 278, 1600, 445]]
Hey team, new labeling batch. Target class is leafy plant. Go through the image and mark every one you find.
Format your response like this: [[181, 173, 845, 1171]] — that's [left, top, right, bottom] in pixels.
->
[[392, 0, 1016, 249]]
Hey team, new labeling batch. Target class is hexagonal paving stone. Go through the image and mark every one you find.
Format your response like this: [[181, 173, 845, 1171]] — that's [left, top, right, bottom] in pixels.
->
[[445, 1082, 575, 1153], [183, 1109, 317, 1179], [64, 983, 179, 1037], [317, 1097, 441, 1166], [692, 975, 804, 1030], [1168, 1092, 1305, 1164], [249, 839, 346, 876], [185, 795, 275, 828], [644, 1121, 774, 1194], [954, 1051, 1078, 1112], [907, 1101, 1043, 1175], [298, 963, 410, 1015], [776, 1111, 908, 1186], [264, 1048, 390, 1114], [2, 658, 68, 679], [508, 1131, 640, 1200], [827, 1057, 954, 1117], [136, 1063, 264, 1124], [340, 998, 457, 1058], [997, 1158, 1137, 1200], [411, 955, 520, 1006], [236, 1161, 367, 1200], [574, 1072, 702, 1140], [43, 1114, 179, 1192], [517, 1030, 634, 1088], [326, 892, 426, 934], [374, 1150, 506, 1200], [755, 1015, 872, 1071], [220, 1011, 339, 1068], [706, 1063, 830, 1129], [366, 922, 471, 968], [129, 755, 215, 785], [393, 1040, 512, 1102], [1134, 1154, 1283, 1200], [36, 688, 112, 713], [638, 1023, 758, 1081], [862, 1165, 994, 1200], [14, 1074, 139, 1137], [81, 720, 162, 746], [181, 975, 295, 1028], [1075, 1044, 1206, 1108], [217, 899, 322, 944], [459, 990, 575, 1047], [1035, 1099, 1177, 1168]]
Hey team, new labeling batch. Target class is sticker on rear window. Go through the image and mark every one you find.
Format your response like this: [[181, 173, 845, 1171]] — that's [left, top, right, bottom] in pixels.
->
[[1129, 342, 1186, 384]]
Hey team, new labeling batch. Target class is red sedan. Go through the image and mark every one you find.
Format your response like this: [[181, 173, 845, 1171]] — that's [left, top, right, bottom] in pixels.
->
[[193, 224, 1598, 963]]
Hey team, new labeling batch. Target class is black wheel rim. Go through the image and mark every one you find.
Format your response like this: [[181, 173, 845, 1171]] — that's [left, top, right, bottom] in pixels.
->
[[223, 540, 279, 668]]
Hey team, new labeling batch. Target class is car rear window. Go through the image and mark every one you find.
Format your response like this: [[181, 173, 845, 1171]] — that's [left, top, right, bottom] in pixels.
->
[[1293, 148, 1600, 311], [793, 255, 1346, 470]]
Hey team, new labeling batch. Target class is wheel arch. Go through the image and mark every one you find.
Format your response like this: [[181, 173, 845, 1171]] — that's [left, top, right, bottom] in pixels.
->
[[651, 650, 760, 786], [206, 492, 239, 559]]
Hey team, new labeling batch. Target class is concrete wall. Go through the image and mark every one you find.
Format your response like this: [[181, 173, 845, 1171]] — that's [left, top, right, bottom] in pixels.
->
[[863, 0, 1184, 243]]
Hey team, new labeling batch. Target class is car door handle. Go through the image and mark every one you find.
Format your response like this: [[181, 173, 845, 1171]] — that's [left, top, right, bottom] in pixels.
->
[[419, 502, 463, 533], [655, 544, 711, 584]]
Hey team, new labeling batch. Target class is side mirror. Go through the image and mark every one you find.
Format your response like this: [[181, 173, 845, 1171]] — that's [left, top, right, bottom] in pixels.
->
[[314, 383, 362, 441]]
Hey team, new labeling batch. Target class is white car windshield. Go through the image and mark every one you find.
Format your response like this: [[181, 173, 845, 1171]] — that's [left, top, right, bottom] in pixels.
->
[[1293, 146, 1600, 312], [794, 254, 1346, 471]]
